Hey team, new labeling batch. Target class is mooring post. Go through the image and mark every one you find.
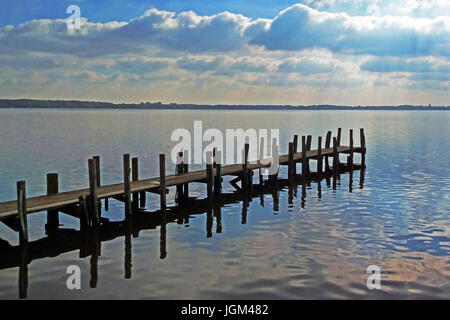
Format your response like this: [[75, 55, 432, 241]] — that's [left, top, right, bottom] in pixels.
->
[[348, 129, 354, 170], [288, 142, 294, 181], [269, 137, 279, 181], [88, 158, 99, 226], [293, 135, 298, 174], [131, 157, 139, 211], [176, 151, 184, 205], [159, 154, 166, 211], [360, 128, 366, 168], [317, 137, 323, 174], [183, 150, 189, 201], [302, 136, 307, 177], [79, 195, 90, 231], [45, 173, 59, 236], [123, 154, 131, 217], [93, 156, 102, 211], [214, 150, 222, 197], [206, 151, 214, 203], [337, 128, 342, 146], [242, 143, 249, 189], [325, 131, 332, 171], [333, 137, 339, 175], [306, 135, 312, 174], [17, 181, 28, 246], [259, 137, 264, 185]]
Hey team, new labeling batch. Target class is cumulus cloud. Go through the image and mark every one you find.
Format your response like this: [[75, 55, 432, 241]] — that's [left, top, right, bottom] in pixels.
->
[[249, 4, 450, 56], [1, 4, 448, 57]]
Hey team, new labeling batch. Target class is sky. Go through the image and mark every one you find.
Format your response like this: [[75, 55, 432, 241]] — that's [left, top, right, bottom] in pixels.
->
[[0, 0, 449, 105]]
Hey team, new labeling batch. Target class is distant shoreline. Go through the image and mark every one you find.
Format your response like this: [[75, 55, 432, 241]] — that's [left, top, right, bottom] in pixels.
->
[[0, 99, 448, 111]]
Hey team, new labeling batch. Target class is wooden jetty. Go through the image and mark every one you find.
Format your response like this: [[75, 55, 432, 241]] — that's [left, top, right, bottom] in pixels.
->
[[0, 128, 366, 247]]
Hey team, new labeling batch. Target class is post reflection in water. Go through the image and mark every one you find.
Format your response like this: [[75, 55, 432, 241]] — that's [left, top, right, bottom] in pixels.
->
[[125, 217, 132, 279], [6, 166, 364, 299], [206, 208, 213, 238], [19, 244, 28, 299], [160, 213, 167, 260], [214, 205, 222, 234], [90, 227, 100, 289]]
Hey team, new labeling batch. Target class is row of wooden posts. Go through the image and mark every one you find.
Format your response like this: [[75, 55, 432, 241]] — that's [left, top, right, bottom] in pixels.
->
[[13, 128, 366, 247]]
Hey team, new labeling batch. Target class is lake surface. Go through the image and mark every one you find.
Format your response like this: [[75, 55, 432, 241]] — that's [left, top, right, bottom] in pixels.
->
[[0, 109, 449, 299]]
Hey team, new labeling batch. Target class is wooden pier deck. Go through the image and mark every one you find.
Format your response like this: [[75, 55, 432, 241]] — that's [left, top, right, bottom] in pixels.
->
[[0, 146, 361, 219]]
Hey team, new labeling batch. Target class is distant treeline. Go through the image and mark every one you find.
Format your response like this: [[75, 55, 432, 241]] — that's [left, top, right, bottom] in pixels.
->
[[0, 99, 448, 111]]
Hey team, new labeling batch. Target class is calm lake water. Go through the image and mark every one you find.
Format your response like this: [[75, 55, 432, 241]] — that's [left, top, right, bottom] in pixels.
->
[[0, 109, 449, 299]]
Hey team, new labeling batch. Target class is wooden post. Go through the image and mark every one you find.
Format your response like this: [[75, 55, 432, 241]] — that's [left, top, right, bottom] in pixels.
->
[[306, 135, 312, 174], [183, 150, 189, 201], [176, 151, 184, 205], [360, 128, 366, 168], [259, 137, 264, 185], [93, 156, 103, 211], [88, 159, 99, 226], [123, 154, 131, 216], [333, 137, 339, 175], [288, 142, 294, 181], [17, 181, 28, 246], [293, 135, 298, 153], [46, 173, 59, 235], [159, 154, 166, 211], [242, 143, 249, 189], [269, 137, 279, 181], [337, 128, 342, 146], [348, 129, 354, 170], [301, 136, 307, 177], [214, 150, 222, 197], [206, 151, 213, 203], [317, 137, 322, 174], [79, 195, 90, 231], [131, 157, 139, 211], [293, 134, 298, 175], [325, 131, 332, 171]]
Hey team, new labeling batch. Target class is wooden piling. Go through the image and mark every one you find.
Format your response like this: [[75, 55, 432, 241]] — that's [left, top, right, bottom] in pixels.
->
[[45, 173, 59, 235], [302, 136, 307, 177], [288, 142, 294, 181], [17, 181, 28, 246], [78, 195, 89, 231], [337, 128, 342, 146], [348, 129, 354, 170], [333, 137, 339, 175], [93, 156, 103, 211], [159, 154, 166, 211], [176, 151, 184, 205], [268, 137, 279, 181], [242, 143, 249, 189], [214, 150, 222, 197], [360, 128, 366, 168], [123, 154, 131, 217], [88, 159, 99, 226], [317, 137, 323, 174], [206, 151, 214, 202], [325, 131, 332, 171], [259, 137, 264, 185], [306, 135, 312, 174], [131, 157, 139, 211], [183, 150, 189, 201], [293, 135, 298, 153]]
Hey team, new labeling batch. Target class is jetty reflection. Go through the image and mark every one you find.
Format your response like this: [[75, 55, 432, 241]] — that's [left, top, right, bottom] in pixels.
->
[[1, 167, 365, 298]]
